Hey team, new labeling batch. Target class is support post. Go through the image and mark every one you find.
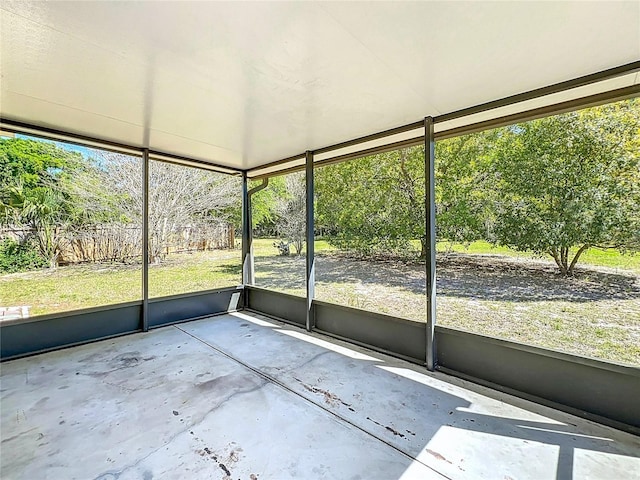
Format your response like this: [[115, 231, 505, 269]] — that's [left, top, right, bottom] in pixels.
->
[[424, 117, 436, 370], [305, 150, 315, 332], [241, 172, 251, 288], [142, 149, 150, 332]]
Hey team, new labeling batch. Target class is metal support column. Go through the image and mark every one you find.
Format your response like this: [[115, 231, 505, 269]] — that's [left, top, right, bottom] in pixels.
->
[[142, 149, 150, 332], [241, 172, 251, 289], [424, 117, 436, 370], [305, 150, 315, 332]]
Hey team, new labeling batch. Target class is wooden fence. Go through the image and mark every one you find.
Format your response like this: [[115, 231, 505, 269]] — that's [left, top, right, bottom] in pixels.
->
[[1, 223, 235, 265]]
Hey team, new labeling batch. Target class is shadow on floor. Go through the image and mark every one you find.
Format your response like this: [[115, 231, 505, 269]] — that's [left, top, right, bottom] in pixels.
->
[[180, 312, 640, 480], [252, 253, 640, 303]]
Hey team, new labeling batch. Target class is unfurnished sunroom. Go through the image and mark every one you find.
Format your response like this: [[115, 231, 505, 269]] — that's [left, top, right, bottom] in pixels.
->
[[0, 2, 639, 479]]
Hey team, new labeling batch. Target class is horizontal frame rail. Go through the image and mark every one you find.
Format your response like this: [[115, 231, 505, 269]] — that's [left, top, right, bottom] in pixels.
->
[[246, 61, 640, 178], [0, 119, 242, 175]]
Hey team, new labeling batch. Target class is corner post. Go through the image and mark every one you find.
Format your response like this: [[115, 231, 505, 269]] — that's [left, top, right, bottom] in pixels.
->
[[424, 117, 437, 370], [142, 148, 150, 332], [241, 171, 253, 288], [305, 151, 315, 332]]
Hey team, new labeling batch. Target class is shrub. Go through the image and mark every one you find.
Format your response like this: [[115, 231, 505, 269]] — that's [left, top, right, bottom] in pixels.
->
[[273, 240, 291, 256], [0, 238, 48, 273]]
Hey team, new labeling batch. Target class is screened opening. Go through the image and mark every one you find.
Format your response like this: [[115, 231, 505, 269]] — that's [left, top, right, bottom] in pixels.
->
[[435, 97, 640, 366], [0, 135, 144, 318], [314, 146, 427, 322], [249, 170, 307, 297], [147, 160, 241, 298]]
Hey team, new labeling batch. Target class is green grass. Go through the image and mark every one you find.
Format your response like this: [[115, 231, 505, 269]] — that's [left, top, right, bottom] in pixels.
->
[[1, 266, 142, 316], [1, 251, 241, 316], [148, 251, 241, 297], [435, 240, 640, 272]]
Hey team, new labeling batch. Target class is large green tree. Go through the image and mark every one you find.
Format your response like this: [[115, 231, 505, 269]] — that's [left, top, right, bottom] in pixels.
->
[[316, 146, 426, 258], [0, 137, 82, 192], [313, 98, 639, 274], [250, 175, 286, 235], [487, 99, 640, 275], [435, 130, 499, 246]]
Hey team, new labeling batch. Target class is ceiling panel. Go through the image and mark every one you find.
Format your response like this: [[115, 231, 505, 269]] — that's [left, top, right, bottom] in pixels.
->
[[1, 1, 638, 170]]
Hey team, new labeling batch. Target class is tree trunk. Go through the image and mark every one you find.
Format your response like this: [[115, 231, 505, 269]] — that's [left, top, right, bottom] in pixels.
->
[[561, 247, 569, 274], [550, 244, 590, 276], [420, 236, 427, 260], [549, 248, 568, 275], [567, 244, 590, 275]]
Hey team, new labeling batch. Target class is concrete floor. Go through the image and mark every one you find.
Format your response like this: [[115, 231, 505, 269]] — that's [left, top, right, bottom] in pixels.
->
[[1, 312, 639, 480]]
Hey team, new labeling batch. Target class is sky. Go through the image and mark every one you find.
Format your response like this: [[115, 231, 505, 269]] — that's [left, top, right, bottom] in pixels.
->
[[15, 133, 95, 159]]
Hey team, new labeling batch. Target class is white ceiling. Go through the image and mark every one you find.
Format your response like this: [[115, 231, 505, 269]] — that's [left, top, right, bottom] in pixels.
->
[[1, 1, 639, 171]]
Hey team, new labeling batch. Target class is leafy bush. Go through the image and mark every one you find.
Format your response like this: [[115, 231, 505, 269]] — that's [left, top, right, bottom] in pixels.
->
[[0, 238, 48, 273]]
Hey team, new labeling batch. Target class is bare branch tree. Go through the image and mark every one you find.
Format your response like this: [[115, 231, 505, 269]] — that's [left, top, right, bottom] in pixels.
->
[[273, 172, 306, 255], [71, 153, 240, 263]]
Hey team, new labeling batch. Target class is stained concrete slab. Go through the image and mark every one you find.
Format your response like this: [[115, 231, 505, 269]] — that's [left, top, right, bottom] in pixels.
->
[[1, 312, 639, 480], [181, 312, 640, 480]]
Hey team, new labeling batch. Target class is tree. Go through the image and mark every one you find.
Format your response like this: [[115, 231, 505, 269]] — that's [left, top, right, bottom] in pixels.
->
[[0, 138, 81, 267], [1, 183, 73, 268], [314, 98, 639, 274], [487, 99, 640, 275], [72, 154, 241, 263], [435, 130, 498, 247], [249, 175, 286, 236], [0, 137, 82, 193], [315, 146, 426, 258], [272, 172, 306, 255], [18, 186, 72, 268]]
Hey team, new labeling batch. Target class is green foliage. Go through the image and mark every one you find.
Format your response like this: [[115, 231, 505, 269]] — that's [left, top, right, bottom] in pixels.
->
[[0, 137, 82, 191], [0, 138, 82, 223], [251, 174, 307, 254], [0, 238, 47, 273], [435, 130, 498, 244], [487, 99, 640, 274], [0, 138, 83, 267], [316, 147, 425, 258], [250, 176, 287, 234], [314, 98, 639, 273]]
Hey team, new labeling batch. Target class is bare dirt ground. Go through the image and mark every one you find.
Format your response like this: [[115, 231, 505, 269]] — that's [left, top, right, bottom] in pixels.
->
[[254, 252, 640, 365]]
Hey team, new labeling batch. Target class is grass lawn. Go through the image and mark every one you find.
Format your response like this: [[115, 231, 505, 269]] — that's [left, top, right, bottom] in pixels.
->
[[1, 250, 242, 317], [148, 250, 241, 297], [435, 240, 640, 273], [2, 237, 638, 366]]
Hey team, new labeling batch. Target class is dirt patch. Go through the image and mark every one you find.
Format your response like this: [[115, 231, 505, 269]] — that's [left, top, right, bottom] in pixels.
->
[[255, 252, 640, 365]]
